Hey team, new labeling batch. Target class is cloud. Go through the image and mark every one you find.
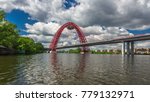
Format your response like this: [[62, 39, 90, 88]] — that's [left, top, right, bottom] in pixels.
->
[[1, 0, 150, 29], [0, 0, 63, 22], [25, 21, 132, 48], [1, 0, 150, 48], [25, 22, 60, 36], [136, 41, 150, 48]]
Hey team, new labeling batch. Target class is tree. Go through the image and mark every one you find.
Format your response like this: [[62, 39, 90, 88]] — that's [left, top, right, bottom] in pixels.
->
[[0, 10, 5, 21], [16, 37, 44, 54], [0, 10, 19, 49], [35, 42, 44, 53], [0, 21, 19, 48], [68, 48, 81, 53], [17, 37, 36, 54], [0, 10, 44, 54]]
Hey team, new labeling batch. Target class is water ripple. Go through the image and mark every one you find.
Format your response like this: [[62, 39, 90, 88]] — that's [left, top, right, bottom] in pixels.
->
[[0, 54, 150, 85]]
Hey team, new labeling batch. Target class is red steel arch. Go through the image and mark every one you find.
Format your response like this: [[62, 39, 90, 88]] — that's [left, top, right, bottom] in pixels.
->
[[49, 22, 88, 51]]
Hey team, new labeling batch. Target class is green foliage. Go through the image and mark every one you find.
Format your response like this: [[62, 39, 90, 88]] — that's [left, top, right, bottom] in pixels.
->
[[35, 42, 44, 53], [58, 48, 81, 53], [0, 18, 19, 48], [0, 10, 5, 21], [17, 37, 35, 54], [0, 10, 44, 54], [17, 37, 44, 54], [91, 51, 113, 54], [68, 48, 81, 53]]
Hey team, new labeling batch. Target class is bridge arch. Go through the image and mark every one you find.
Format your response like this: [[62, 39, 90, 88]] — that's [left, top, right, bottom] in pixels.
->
[[49, 22, 88, 51]]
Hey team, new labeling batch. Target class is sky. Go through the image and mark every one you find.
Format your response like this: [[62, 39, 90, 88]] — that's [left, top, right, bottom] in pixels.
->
[[0, 0, 150, 48]]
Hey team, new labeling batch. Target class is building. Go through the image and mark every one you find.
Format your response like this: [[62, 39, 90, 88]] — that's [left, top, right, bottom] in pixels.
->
[[135, 48, 150, 54]]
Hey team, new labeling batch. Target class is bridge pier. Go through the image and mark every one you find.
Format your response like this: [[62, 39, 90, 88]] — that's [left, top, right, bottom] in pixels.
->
[[48, 49, 57, 53], [122, 41, 134, 55], [122, 42, 125, 55], [130, 41, 134, 55], [127, 42, 130, 55]]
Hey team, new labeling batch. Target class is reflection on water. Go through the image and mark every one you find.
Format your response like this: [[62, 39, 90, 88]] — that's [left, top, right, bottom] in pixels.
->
[[0, 56, 18, 84], [50, 53, 87, 85], [0, 53, 150, 85]]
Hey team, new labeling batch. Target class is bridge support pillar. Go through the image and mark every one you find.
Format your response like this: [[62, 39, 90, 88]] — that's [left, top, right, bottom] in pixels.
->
[[125, 41, 134, 55], [126, 42, 130, 55], [130, 41, 134, 55], [48, 49, 57, 53], [122, 42, 125, 55]]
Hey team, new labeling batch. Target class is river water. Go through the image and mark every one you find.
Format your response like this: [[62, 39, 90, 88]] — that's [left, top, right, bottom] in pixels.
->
[[0, 53, 150, 85]]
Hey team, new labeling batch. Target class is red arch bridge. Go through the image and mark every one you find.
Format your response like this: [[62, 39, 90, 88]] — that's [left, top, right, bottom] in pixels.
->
[[48, 22, 150, 55]]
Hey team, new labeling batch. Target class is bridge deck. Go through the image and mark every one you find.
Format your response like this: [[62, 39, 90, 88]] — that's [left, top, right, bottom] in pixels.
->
[[55, 34, 150, 50]]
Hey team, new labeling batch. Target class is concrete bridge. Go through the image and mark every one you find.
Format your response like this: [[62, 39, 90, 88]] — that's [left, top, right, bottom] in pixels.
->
[[47, 34, 150, 55]]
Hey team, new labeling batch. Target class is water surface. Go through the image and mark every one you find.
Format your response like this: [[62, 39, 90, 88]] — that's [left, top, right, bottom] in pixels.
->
[[0, 53, 150, 85]]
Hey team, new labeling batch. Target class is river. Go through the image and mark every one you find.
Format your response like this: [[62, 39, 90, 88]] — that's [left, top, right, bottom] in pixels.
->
[[0, 53, 150, 85]]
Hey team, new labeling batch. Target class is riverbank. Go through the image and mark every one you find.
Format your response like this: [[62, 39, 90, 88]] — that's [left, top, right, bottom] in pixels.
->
[[0, 45, 44, 55], [58, 51, 150, 55], [0, 46, 16, 55], [58, 48, 150, 55]]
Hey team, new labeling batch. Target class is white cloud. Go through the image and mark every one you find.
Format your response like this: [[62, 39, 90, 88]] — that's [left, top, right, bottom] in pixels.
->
[[1, 0, 150, 29], [1, 0, 150, 48], [25, 21, 132, 48], [136, 41, 150, 48], [25, 22, 61, 35]]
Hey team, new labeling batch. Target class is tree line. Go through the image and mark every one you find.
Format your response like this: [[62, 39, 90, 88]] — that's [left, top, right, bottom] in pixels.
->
[[0, 10, 44, 54]]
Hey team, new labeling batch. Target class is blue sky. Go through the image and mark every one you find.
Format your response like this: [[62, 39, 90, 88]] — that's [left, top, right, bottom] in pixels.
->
[[63, 0, 79, 9], [127, 28, 150, 34], [6, 9, 37, 35]]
